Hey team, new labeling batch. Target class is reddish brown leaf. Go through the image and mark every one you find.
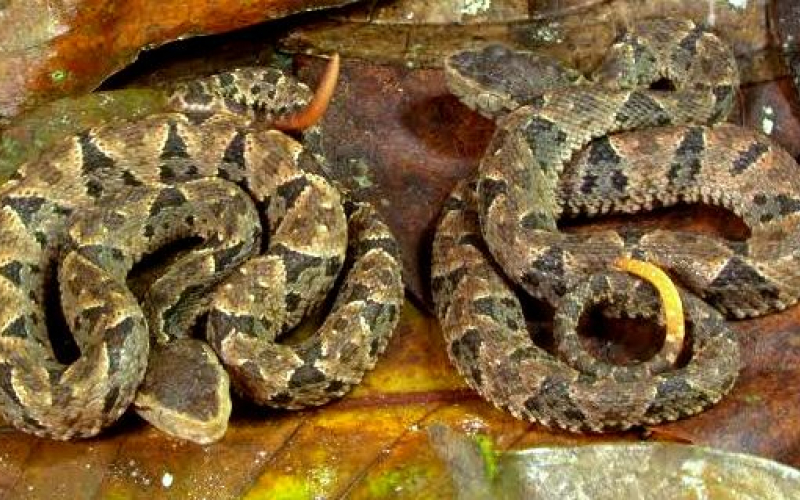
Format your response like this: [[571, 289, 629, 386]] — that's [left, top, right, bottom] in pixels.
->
[[0, 0, 361, 118]]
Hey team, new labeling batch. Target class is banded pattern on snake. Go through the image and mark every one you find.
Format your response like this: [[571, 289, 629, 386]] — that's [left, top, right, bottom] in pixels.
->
[[432, 18, 800, 430], [0, 58, 404, 443]]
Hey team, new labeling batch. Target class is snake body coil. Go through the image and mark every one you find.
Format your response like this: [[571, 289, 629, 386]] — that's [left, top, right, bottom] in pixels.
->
[[0, 64, 403, 442], [433, 19, 800, 430]]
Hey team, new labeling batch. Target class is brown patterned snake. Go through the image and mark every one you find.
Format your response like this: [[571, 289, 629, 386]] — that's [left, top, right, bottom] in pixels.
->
[[432, 18, 800, 431], [0, 56, 404, 443]]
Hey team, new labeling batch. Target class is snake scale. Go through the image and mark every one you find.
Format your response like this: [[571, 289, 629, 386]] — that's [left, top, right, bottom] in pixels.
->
[[0, 59, 404, 443], [432, 18, 800, 431]]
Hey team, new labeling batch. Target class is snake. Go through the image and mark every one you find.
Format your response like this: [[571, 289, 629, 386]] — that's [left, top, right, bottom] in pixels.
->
[[432, 18, 800, 431], [0, 57, 404, 443]]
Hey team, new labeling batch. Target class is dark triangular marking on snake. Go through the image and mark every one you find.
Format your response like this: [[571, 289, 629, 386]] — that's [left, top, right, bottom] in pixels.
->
[[2, 316, 29, 339], [103, 317, 138, 373], [285, 291, 300, 313], [668, 127, 705, 184], [759, 194, 800, 223], [775, 194, 800, 215], [222, 131, 247, 169], [76, 245, 126, 266], [630, 36, 654, 65], [441, 194, 468, 212], [121, 170, 144, 187], [324, 380, 346, 395], [450, 328, 483, 386], [478, 177, 508, 212], [267, 390, 293, 406], [618, 227, 648, 248], [149, 187, 188, 217], [472, 296, 501, 320], [0, 261, 24, 287], [324, 256, 342, 277], [677, 23, 705, 58], [522, 247, 568, 297], [520, 210, 555, 230], [86, 179, 104, 198], [0, 364, 23, 406], [711, 85, 735, 121], [524, 378, 587, 425], [212, 241, 248, 271], [101, 211, 126, 230], [643, 376, 695, 420], [522, 116, 569, 162], [329, 315, 349, 334], [160, 121, 190, 159], [431, 267, 468, 298], [33, 231, 47, 247], [614, 91, 673, 129], [504, 315, 520, 332], [182, 81, 213, 106], [610, 169, 628, 192], [269, 244, 323, 284], [571, 90, 613, 119], [158, 165, 178, 183], [258, 69, 281, 86], [586, 136, 623, 170], [274, 176, 312, 212], [456, 233, 485, 250], [223, 98, 248, 116], [730, 141, 769, 175], [579, 172, 599, 195], [156, 161, 200, 183], [707, 256, 781, 301], [521, 269, 542, 290], [4, 197, 45, 227], [101, 385, 120, 415], [359, 300, 391, 325], [160, 283, 206, 336], [289, 344, 326, 388], [368, 334, 386, 358], [379, 302, 399, 330], [217, 73, 235, 88], [508, 346, 538, 364], [73, 305, 108, 342], [208, 311, 262, 340], [532, 246, 566, 281], [343, 283, 371, 303], [356, 236, 400, 261], [78, 132, 116, 175]]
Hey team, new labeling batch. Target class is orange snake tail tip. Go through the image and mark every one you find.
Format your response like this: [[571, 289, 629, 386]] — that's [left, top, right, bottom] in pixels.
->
[[614, 257, 686, 366], [272, 53, 340, 133]]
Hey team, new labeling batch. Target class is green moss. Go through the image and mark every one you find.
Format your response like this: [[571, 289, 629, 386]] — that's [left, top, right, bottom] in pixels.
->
[[245, 474, 312, 500], [473, 434, 499, 481], [50, 69, 70, 84], [367, 465, 434, 498]]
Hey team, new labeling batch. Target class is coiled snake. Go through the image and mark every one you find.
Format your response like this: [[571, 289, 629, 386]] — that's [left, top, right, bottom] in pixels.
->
[[432, 19, 800, 430], [0, 57, 404, 443]]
